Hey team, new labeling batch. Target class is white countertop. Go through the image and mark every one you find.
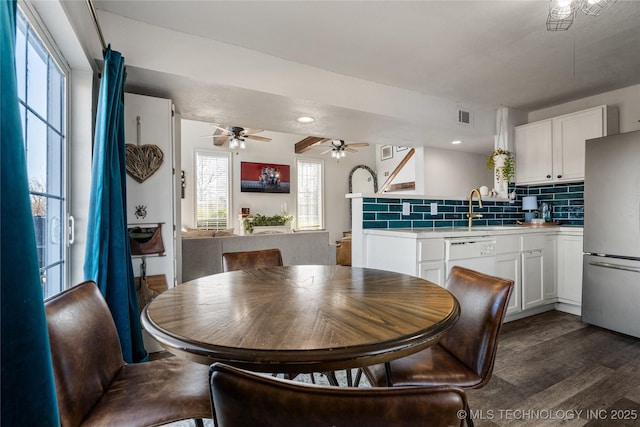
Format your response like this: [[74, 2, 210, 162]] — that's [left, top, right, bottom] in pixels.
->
[[363, 226, 583, 239]]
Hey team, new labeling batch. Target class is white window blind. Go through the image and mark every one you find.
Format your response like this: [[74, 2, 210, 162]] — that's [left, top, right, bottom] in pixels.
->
[[195, 151, 229, 229], [296, 159, 324, 230]]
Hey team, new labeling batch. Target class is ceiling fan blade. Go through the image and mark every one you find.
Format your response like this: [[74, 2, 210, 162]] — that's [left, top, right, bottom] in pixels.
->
[[319, 139, 332, 144], [320, 148, 334, 155], [245, 135, 272, 142], [210, 124, 229, 133], [200, 134, 229, 138], [346, 147, 358, 153], [242, 128, 264, 135], [213, 136, 228, 146], [346, 143, 369, 148]]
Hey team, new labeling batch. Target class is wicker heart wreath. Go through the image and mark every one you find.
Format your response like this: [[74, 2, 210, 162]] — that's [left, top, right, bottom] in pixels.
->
[[125, 144, 164, 183]]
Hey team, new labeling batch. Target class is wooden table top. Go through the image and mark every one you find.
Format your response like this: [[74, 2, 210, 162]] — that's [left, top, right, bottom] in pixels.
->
[[141, 265, 459, 373]]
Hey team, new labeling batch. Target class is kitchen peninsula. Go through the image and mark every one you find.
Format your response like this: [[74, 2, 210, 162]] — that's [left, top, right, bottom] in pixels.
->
[[348, 193, 584, 322]]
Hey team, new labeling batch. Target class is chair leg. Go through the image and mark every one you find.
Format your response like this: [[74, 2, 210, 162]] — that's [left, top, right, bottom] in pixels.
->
[[345, 369, 353, 387], [324, 371, 340, 386], [353, 368, 363, 387], [384, 362, 393, 387], [194, 419, 205, 427], [465, 405, 475, 427]]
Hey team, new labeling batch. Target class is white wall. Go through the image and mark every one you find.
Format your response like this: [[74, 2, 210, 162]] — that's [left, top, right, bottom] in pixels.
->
[[124, 94, 176, 286], [527, 84, 640, 134], [180, 119, 376, 243], [375, 145, 422, 194], [422, 147, 493, 197], [375, 144, 493, 198]]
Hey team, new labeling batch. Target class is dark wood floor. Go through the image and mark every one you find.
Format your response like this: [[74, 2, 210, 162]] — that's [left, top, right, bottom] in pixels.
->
[[150, 310, 640, 426], [467, 310, 640, 426]]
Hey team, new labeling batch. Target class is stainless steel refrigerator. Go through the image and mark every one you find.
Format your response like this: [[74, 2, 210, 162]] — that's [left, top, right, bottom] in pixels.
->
[[583, 130, 640, 338]]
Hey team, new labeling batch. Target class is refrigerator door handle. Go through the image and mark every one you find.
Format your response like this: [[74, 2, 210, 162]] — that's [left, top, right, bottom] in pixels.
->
[[589, 261, 640, 273]]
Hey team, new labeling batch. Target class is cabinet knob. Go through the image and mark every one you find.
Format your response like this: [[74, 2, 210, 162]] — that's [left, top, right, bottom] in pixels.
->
[[557, 175, 562, 178], [546, 174, 551, 179]]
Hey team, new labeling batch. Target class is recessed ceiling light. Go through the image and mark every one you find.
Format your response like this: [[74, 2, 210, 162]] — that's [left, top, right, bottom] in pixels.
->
[[451, 140, 462, 145], [296, 116, 315, 124]]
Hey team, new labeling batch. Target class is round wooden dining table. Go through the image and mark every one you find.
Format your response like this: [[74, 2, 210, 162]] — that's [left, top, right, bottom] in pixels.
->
[[141, 265, 459, 375]]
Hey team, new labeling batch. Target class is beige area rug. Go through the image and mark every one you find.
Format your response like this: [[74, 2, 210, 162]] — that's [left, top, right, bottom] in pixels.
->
[[164, 370, 371, 427]]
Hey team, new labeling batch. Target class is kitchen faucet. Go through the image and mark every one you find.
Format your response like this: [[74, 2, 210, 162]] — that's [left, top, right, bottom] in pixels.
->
[[467, 188, 483, 227]]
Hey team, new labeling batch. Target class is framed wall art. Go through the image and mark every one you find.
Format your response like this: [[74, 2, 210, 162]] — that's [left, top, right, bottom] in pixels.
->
[[381, 145, 393, 160]]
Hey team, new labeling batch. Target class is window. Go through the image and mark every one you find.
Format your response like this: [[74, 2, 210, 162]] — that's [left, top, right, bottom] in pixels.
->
[[15, 7, 68, 299], [195, 150, 230, 229], [296, 159, 324, 230]]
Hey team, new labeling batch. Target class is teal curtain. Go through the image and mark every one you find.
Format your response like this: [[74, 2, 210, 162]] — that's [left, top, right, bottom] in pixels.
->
[[84, 47, 147, 363], [0, 0, 60, 425]]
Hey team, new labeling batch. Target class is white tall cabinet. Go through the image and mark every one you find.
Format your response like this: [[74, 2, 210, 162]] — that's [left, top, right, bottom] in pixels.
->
[[515, 105, 618, 185]]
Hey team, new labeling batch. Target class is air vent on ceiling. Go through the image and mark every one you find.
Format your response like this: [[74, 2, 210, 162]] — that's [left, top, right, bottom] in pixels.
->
[[457, 108, 473, 126]]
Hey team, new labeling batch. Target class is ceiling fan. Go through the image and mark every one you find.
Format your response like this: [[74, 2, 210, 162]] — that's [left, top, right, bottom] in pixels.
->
[[320, 140, 369, 158], [205, 125, 272, 149]]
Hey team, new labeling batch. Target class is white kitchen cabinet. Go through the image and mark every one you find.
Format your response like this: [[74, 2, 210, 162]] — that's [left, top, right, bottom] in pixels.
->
[[364, 233, 445, 280], [495, 235, 522, 315], [419, 261, 445, 286], [514, 120, 553, 184], [365, 233, 419, 276], [496, 252, 522, 314], [515, 105, 617, 185], [544, 235, 557, 300], [557, 234, 584, 305], [521, 235, 547, 310], [522, 250, 544, 310]]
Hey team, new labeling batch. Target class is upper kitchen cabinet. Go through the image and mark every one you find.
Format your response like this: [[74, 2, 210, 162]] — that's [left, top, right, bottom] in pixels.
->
[[515, 105, 618, 185]]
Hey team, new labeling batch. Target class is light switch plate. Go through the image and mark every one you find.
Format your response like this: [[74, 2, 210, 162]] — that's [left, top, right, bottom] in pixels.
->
[[402, 202, 410, 215], [430, 202, 438, 215]]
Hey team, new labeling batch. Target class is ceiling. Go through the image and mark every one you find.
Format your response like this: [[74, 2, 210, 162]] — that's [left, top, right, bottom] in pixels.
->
[[69, 1, 640, 154]]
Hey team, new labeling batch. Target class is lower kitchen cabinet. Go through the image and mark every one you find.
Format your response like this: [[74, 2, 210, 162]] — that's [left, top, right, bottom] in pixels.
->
[[496, 252, 522, 314], [419, 261, 445, 286], [544, 235, 557, 300], [361, 227, 583, 320], [557, 234, 584, 305], [522, 249, 545, 310]]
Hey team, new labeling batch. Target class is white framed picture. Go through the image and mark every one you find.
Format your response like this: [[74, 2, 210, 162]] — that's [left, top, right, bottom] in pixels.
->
[[381, 145, 393, 160]]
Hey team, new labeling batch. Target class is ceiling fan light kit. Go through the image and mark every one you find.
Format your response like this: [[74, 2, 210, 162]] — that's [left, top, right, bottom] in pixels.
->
[[546, 0, 616, 31]]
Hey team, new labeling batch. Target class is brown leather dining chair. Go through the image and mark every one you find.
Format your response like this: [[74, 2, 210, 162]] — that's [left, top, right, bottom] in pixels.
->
[[222, 248, 283, 272], [45, 281, 212, 427], [361, 266, 514, 427], [209, 362, 469, 427]]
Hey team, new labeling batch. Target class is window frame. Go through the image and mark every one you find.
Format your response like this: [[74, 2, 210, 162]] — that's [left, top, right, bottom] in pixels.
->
[[296, 158, 325, 231], [17, 1, 71, 299], [193, 149, 232, 230]]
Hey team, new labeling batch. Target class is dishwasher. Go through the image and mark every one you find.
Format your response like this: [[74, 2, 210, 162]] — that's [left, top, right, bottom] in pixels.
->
[[445, 236, 496, 280]]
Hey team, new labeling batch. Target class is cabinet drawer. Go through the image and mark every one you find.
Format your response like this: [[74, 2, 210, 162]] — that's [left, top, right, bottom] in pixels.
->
[[418, 239, 445, 262], [522, 235, 545, 251], [495, 235, 521, 254]]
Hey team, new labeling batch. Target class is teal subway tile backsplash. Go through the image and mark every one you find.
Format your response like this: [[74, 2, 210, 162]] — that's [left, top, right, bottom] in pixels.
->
[[360, 181, 585, 229]]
